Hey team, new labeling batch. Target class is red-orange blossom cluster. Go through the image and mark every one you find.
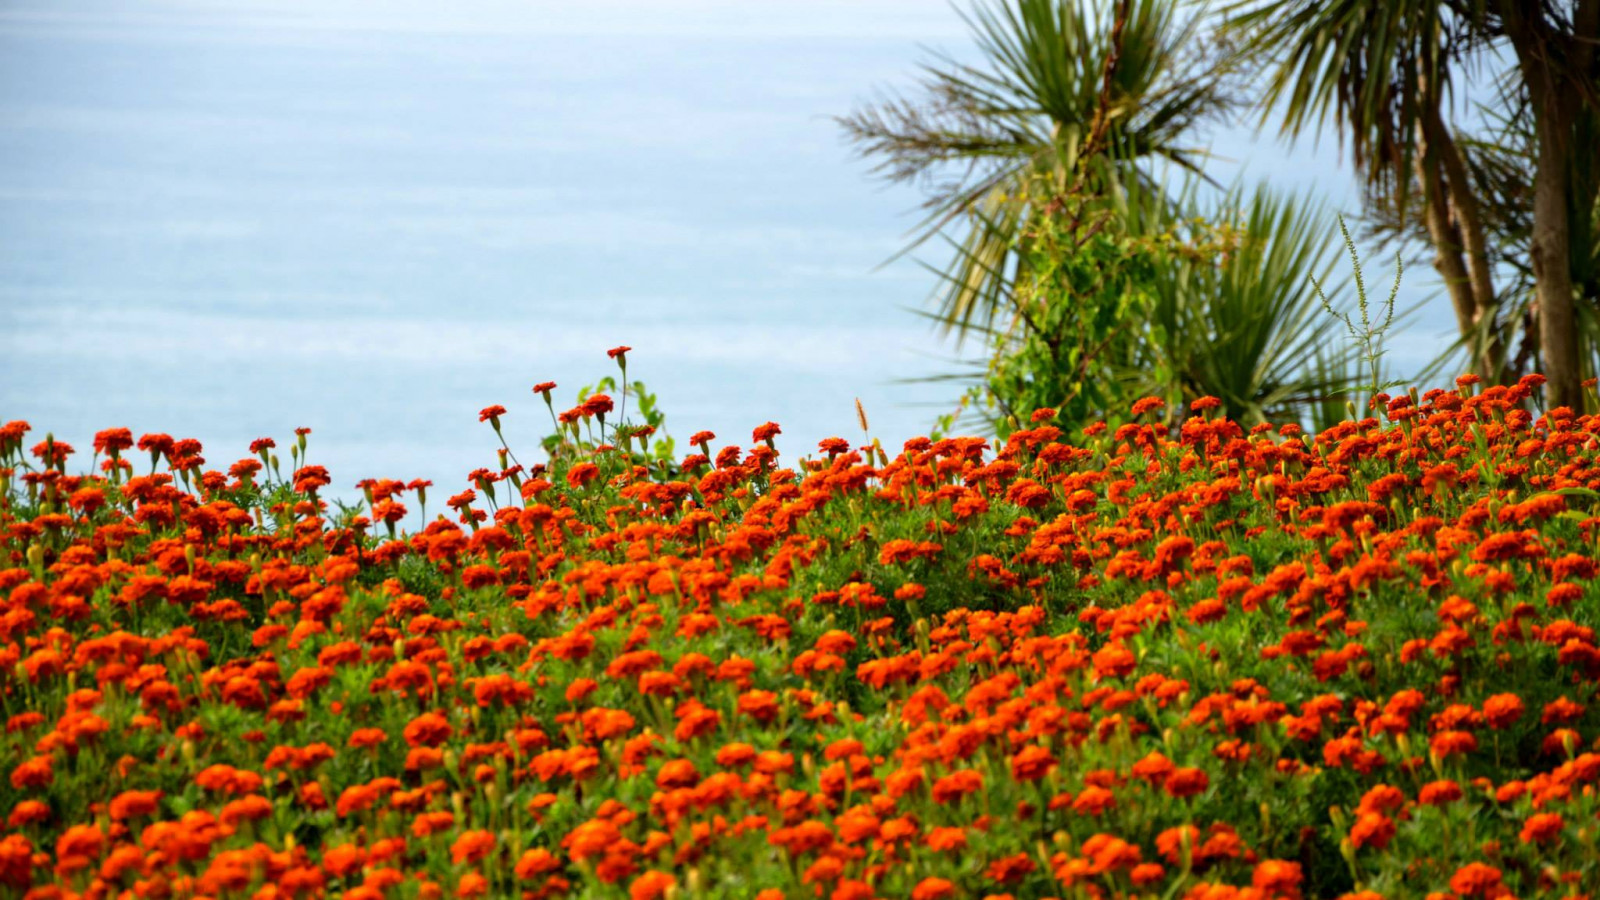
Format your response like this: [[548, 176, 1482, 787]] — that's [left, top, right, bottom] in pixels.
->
[[1, 363, 1598, 899]]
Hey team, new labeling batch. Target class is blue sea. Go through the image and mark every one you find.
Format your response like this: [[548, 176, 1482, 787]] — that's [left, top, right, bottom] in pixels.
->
[[0, 0, 1449, 500]]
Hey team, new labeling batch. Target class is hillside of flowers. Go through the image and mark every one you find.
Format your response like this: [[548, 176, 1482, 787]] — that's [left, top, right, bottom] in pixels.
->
[[3, 359, 1599, 900]]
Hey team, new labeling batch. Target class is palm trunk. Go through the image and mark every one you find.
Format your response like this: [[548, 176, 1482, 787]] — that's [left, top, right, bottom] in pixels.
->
[[1424, 108, 1503, 379], [1415, 126, 1485, 375], [1501, 0, 1590, 409], [1531, 106, 1582, 408], [1416, 160, 1477, 336]]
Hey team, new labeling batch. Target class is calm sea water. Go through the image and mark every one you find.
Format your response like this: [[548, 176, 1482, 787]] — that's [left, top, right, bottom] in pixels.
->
[[0, 0, 1448, 500]]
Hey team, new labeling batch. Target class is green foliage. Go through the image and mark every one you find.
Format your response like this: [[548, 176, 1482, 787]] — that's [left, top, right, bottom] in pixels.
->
[[947, 172, 1360, 437], [846, 0, 1360, 440], [839, 0, 1238, 341], [544, 375, 679, 475], [1310, 215, 1403, 400]]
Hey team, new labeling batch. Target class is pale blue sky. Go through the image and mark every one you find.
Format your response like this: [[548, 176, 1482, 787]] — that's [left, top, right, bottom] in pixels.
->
[[0, 0, 1450, 494]]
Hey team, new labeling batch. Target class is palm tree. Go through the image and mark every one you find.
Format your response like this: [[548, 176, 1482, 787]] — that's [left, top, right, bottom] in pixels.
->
[[1225, 0, 1600, 407], [1141, 187, 1365, 424], [1460, 71, 1600, 383], [837, 0, 1237, 341]]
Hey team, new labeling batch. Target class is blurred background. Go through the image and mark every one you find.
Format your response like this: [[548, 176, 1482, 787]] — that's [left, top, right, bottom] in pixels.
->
[[0, 0, 1448, 494]]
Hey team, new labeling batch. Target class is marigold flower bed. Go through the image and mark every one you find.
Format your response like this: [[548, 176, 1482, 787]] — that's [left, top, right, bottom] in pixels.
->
[[2, 371, 1599, 899]]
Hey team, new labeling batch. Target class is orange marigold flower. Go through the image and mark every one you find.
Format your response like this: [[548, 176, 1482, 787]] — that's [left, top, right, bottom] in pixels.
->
[[1011, 745, 1055, 782], [109, 789, 162, 820], [458, 872, 489, 898], [54, 824, 104, 867], [1164, 767, 1209, 799], [1131, 751, 1175, 785], [6, 801, 48, 829], [1430, 729, 1478, 759], [655, 759, 699, 790], [737, 690, 781, 724], [9, 755, 52, 790], [1356, 784, 1405, 815], [1542, 696, 1585, 725], [515, 847, 561, 880], [911, 878, 957, 900], [221, 794, 275, 826], [1081, 833, 1142, 871], [1071, 785, 1116, 816], [348, 728, 387, 749], [1092, 642, 1137, 679], [931, 769, 983, 805], [986, 852, 1036, 884], [1131, 862, 1166, 886], [629, 870, 675, 900], [1156, 825, 1200, 863], [1252, 860, 1302, 898], [567, 462, 601, 488], [450, 829, 496, 865], [1449, 863, 1503, 898], [1349, 812, 1395, 850], [1482, 694, 1525, 729], [1520, 812, 1563, 845], [403, 712, 452, 748], [323, 843, 367, 877], [566, 819, 622, 862], [1418, 780, 1462, 806]]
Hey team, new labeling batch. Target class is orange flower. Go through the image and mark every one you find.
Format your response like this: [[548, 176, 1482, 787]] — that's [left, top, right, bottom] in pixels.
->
[[655, 759, 699, 790], [737, 690, 781, 724], [1010, 745, 1054, 782], [1482, 693, 1525, 729], [1349, 812, 1395, 851], [931, 769, 983, 805], [911, 878, 957, 900], [1132, 397, 1163, 415], [1252, 860, 1302, 898], [403, 712, 453, 748], [1519, 812, 1564, 845], [630, 870, 676, 900], [322, 843, 367, 878], [450, 829, 496, 865], [1418, 780, 1462, 806], [5, 801, 48, 828], [54, 824, 104, 871], [1071, 785, 1116, 816], [1356, 784, 1405, 815], [348, 728, 387, 749], [9, 755, 52, 790], [566, 819, 622, 862], [1081, 833, 1142, 871], [1131, 751, 1175, 785], [567, 462, 601, 488], [1164, 767, 1209, 799], [1449, 863, 1503, 898], [515, 847, 561, 880], [0, 835, 32, 889], [1429, 730, 1478, 760]]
